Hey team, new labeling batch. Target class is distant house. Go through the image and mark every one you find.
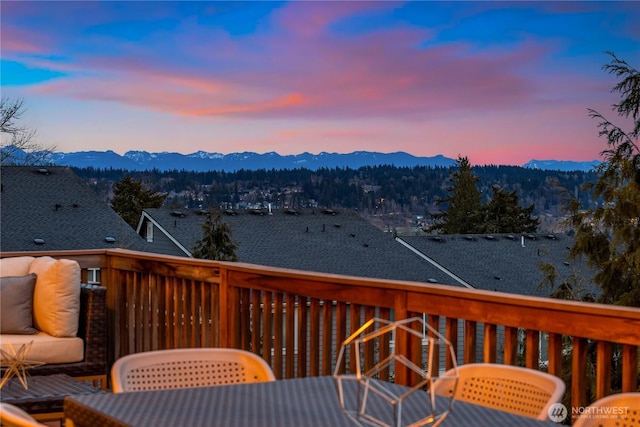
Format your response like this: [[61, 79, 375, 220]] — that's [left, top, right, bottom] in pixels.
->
[[137, 207, 458, 285], [1, 166, 150, 255], [138, 206, 594, 298]]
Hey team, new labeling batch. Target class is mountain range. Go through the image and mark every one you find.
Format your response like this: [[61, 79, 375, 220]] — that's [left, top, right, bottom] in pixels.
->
[[3, 146, 601, 172]]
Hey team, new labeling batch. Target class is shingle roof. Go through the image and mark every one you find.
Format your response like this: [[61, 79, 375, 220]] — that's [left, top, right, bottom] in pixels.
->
[[399, 233, 595, 297], [1, 166, 149, 252], [141, 207, 458, 285]]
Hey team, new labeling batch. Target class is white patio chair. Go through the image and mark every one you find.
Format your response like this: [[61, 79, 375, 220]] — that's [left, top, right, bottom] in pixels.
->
[[111, 347, 276, 393], [0, 403, 48, 427], [572, 392, 640, 427], [433, 363, 566, 421]]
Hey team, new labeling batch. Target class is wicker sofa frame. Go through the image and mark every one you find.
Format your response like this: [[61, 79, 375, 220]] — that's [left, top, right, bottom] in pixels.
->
[[2, 284, 108, 389]]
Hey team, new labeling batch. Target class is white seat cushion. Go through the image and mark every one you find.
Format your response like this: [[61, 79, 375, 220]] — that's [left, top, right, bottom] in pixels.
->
[[0, 332, 84, 364]]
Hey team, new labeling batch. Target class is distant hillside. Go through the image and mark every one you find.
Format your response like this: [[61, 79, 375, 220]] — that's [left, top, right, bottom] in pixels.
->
[[44, 149, 457, 171]]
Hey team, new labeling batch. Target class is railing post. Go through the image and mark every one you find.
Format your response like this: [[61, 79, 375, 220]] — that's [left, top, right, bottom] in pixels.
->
[[483, 324, 497, 363], [464, 320, 477, 364], [445, 318, 458, 371], [622, 344, 638, 392], [572, 337, 588, 411], [525, 330, 540, 369], [503, 326, 518, 366], [595, 341, 612, 399], [219, 265, 230, 349], [393, 293, 410, 386], [547, 333, 563, 377]]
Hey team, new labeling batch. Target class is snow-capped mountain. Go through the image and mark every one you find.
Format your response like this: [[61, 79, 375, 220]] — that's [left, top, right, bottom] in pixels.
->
[[523, 159, 601, 172], [42, 150, 458, 171], [2, 145, 601, 172]]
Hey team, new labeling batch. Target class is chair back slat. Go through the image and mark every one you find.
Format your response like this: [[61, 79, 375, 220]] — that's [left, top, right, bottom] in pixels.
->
[[111, 348, 275, 393]]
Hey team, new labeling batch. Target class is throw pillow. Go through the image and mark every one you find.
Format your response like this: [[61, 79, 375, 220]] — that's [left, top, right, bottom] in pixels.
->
[[0, 274, 38, 334]]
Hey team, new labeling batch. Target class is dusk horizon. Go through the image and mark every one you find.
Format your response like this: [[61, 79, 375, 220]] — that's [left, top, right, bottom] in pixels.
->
[[2, 1, 638, 166]]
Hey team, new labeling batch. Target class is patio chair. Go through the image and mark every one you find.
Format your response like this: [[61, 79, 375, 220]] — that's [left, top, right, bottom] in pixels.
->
[[111, 348, 276, 393], [571, 392, 640, 427], [432, 363, 565, 421], [0, 403, 47, 427]]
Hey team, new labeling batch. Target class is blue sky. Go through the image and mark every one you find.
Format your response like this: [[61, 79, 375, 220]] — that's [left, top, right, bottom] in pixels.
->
[[1, 1, 638, 165]]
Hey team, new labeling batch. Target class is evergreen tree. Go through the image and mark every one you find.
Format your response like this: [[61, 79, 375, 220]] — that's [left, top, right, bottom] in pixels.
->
[[427, 156, 483, 233], [480, 186, 538, 234], [192, 212, 238, 261], [111, 175, 167, 229], [565, 52, 640, 306]]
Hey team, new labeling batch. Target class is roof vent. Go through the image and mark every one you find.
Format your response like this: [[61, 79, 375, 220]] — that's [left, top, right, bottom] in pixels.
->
[[224, 209, 237, 216], [430, 236, 444, 242], [526, 234, 536, 240], [37, 168, 50, 175], [170, 210, 185, 217], [196, 209, 209, 216], [33, 238, 45, 245], [485, 235, 495, 240], [546, 234, 556, 239], [427, 278, 438, 283], [506, 235, 516, 240], [563, 261, 570, 266], [286, 209, 299, 215], [464, 236, 476, 241], [105, 237, 116, 243], [322, 209, 336, 215]]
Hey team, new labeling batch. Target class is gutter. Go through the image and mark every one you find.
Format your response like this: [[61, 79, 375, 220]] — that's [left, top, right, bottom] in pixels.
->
[[395, 237, 475, 289]]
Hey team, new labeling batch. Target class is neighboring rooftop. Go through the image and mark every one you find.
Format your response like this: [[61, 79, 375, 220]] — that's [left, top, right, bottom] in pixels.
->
[[140, 207, 458, 285], [399, 233, 595, 297], [1, 166, 150, 252]]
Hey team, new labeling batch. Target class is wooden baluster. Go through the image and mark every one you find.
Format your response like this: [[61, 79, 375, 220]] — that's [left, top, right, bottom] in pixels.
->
[[484, 323, 497, 363]]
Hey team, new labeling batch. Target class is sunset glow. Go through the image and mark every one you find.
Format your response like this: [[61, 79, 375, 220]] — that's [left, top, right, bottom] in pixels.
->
[[1, 1, 638, 166]]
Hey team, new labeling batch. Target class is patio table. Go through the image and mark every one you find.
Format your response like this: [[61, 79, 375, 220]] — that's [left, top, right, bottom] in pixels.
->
[[64, 375, 562, 427], [1, 374, 104, 422]]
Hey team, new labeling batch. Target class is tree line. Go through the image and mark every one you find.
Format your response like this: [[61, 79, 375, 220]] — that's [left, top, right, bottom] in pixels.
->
[[72, 163, 597, 231]]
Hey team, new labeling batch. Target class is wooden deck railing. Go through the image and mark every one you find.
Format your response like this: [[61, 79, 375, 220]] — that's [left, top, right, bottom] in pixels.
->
[[3, 248, 639, 417]]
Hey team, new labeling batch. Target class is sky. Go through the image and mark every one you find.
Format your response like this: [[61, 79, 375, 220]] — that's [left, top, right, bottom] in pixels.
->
[[1, 1, 639, 166]]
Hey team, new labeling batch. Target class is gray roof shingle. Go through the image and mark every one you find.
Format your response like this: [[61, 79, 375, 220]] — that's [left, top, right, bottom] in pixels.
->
[[399, 233, 595, 297], [1, 166, 149, 252], [141, 208, 458, 285]]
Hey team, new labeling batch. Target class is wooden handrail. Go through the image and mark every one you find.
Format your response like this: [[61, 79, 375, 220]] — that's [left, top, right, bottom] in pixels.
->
[[3, 248, 639, 418]]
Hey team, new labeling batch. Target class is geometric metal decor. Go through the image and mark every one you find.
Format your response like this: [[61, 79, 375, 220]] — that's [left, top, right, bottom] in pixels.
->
[[0, 341, 45, 390], [334, 317, 458, 427]]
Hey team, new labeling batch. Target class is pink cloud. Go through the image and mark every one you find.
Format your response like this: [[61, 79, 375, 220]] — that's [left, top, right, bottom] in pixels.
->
[[8, 0, 630, 166], [272, 1, 394, 38], [8, 0, 605, 126], [1, 24, 53, 55]]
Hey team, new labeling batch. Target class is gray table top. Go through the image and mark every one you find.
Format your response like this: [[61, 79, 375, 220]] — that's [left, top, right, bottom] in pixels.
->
[[65, 376, 561, 427], [2, 374, 104, 415]]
